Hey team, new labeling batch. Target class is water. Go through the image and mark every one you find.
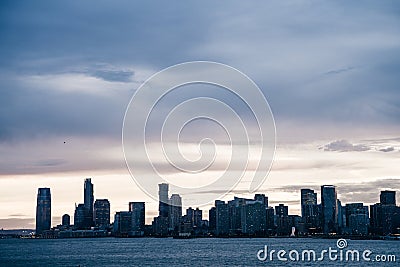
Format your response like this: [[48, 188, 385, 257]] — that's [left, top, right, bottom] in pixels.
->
[[0, 238, 398, 266]]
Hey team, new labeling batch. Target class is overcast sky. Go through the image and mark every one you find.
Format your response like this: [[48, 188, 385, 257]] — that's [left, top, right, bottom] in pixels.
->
[[1, 1, 400, 229]]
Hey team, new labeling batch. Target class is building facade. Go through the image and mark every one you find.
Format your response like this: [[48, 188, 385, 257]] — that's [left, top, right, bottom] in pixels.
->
[[321, 185, 338, 234], [94, 199, 110, 228], [35, 188, 51, 235]]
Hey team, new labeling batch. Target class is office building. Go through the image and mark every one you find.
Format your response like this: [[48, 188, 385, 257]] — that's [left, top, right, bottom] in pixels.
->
[[169, 194, 182, 231], [194, 208, 202, 227], [158, 183, 169, 217], [321, 185, 338, 234], [35, 188, 51, 235], [209, 207, 216, 233], [129, 202, 145, 235], [301, 189, 319, 231], [345, 203, 369, 235], [241, 200, 266, 235], [62, 214, 70, 227], [74, 203, 86, 230], [380, 190, 396, 205], [215, 200, 229, 236], [275, 204, 289, 235], [84, 178, 94, 227], [113, 211, 132, 237], [94, 199, 110, 228]]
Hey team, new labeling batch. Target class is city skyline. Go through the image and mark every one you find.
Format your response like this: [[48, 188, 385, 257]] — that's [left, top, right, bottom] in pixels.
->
[[25, 178, 400, 232], [29, 179, 399, 238], [1, 1, 400, 230]]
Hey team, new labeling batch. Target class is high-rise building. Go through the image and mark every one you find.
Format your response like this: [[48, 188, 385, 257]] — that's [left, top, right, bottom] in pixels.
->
[[275, 204, 289, 236], [152, 215, 169, 237], [241, 200, 266, 235], [321, 185, 338, 234], [265, 207, 275, 234], [169, 194, 182, 230], [380, 190, 396, 205], [113, 211, 132, 237], [301, 189, 318, 231], [254, 194, 268, 206], [370, 190, 400, 235], [185, 207, 195, 226], [194, 208, 202, 227], [215, 200, 229, 236], [74, 203, 86, 230], [158, 183, 169, 217], [129, 202, 145, 235], [209, 207, 216, 233], [35, 188, 51, 235], [84, 178, 94, 227], [94, 199, 110, 228], [345, 203, 369, 235], [62, 214, 70, 227]]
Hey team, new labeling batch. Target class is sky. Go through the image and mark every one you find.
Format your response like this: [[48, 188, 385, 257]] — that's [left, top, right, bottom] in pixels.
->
[[1, 0, 400, 229]]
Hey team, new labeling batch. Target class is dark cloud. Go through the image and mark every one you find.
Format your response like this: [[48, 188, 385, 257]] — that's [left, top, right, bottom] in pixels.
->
[[89, 69, 134, 83], [1, 1, 400, 175], [378, 146, 395, 152]]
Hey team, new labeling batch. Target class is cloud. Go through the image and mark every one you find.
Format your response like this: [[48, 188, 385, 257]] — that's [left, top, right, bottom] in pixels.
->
[[88, 69, 134, 83], [323, 66, 357, 75], [378, 146, 395, 152], [323, 140, 370, 152], [0, 218, 35, 229], [35, 159, 66, 167]]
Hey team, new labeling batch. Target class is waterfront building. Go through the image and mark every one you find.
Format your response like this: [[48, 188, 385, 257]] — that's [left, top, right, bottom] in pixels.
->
[[158, 183, 169, 218], [321, 185, 338, 234], [129, 202, 145, 235], [62, 214, 70, 227], [35, 188, 51, 235], [94, 199, 110, 228]]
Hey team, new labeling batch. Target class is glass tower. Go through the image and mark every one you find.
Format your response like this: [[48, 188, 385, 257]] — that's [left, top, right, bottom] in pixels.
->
[[84, 178, 94, 227], [321, 185, 338, 234], [35, 188, 51, 235], [158, 183, 169, 217]]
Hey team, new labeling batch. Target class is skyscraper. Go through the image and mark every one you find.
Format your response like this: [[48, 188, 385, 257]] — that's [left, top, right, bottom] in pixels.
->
[[275, 204, 289, 235], [301, 189, 318, 231], [84, 178, 94, 227], [158, 183, 169, 217], [194, 208, 202, 227], [35, 188, 51, 235], [74, 203, 86, 230], [94, 199, 110, 228], [380, 190, 396, 205], [321, 185, 338, 234], [169, 194, 182, 230], [345, 203, 369, 235], [129, 202, 145, 235], [215, 200, 229, 236]]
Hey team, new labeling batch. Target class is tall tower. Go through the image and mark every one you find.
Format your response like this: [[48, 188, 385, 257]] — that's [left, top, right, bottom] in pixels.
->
[[321, 185, 338, 234], [169, 194, 182, 230], [35, 188, 51, 235], [158, 183, 169, 217], [94, 199, 110, 228], [301, 189, 318, 230], [84, 178, 94, 227], [129, 202, 145, 233]]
